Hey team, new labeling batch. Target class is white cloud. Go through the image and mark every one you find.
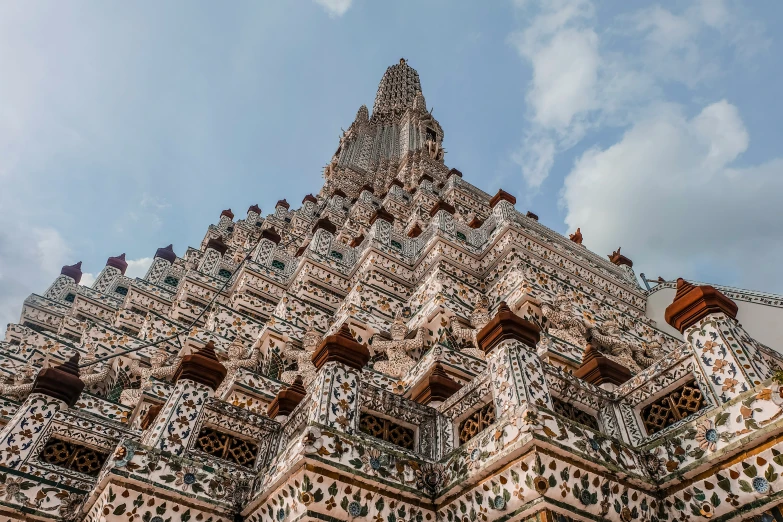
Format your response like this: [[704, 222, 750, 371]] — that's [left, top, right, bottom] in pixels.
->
[[126, 257, 153, 279], [560, 100, 783, 293], [80, 273, 96, 287], [314, 0, 353, 17], [0, 225, 70, 329], [509, 0, 767, 188]]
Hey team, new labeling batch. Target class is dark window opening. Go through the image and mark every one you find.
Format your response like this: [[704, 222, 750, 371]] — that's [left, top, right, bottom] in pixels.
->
[[359, 412, 415, 451], [271, 260, 286, 271], [163, 276, 180, 287], [40, 437, 108, 477], [64, 293, 76, 303], [552, 397, 600, 431], [195, 426, 259, 467], [115, 286, 128, 296], [218, 269, 232, 279], [642, 380, 704, 435], [459, 402, 496, 445]]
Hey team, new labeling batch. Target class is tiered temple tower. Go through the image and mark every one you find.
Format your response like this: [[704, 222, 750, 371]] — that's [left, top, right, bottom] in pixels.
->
[[1, 60, 782, 522]]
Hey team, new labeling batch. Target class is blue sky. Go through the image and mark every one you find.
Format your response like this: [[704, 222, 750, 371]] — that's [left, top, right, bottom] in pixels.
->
[[1, 0, 783, 327]]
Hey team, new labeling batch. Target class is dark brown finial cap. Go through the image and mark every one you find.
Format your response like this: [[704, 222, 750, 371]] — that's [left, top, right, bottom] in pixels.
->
[[369, 207, 395, 225], [407, 224, 423, 238], [312, 323, 370, 371], [359, 184, 375, 195], [411, 363, 462, 405], [312, 217, 337, 235], [220, 208, 234, 220], [302, 194, 318, 204], [526, 211, 539, 221], [349, 234, 365, 248], [61, 261, 83, 284], [261, 228, 282, 244], [468, 216, 484, 229], [31, 353, 85, 407], [664, 278, 738, 333], [276, 199, 290, 209], [448, 168, 463, 178], [331, 188, 347, 198], [607, 247, 633, 268], [155, 244, 177, 263], [106, 253, 128, 274], [573, 343, 632, 386], [267, 376, 307, 418], [489, 189, 517, 208], [418, 173, 434, 184], [173, 341, 227, 390], [430, 200, 456, 217], [248, 204, 262, 215], [206, 236, 229, 255], [476, 301, 541, 355]]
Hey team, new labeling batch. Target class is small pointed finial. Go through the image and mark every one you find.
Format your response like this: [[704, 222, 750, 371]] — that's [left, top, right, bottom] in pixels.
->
[[400, 58, 406, 65]]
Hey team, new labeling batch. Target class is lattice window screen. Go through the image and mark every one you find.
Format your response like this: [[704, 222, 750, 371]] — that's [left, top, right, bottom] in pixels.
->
[[641, 380, 704, 435]]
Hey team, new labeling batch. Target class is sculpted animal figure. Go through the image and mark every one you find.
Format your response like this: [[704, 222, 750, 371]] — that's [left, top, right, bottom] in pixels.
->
[[120, 348, 180, 407], [449, 296, 491, 360], [215, 338, 259, 395], [371, 311, 423, 378], [279, 325, 321, 387]]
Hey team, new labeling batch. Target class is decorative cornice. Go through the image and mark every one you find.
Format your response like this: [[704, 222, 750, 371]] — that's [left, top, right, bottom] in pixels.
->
[[106, 253, 128, 274], [312, 217, 337, 235], [573, 343, 632, 386], [607, 247, 633, 268], [261, 229, 282, 244], [267, 376, 307, 418], [370, 207, 395, 225], [476, 301, 540, 355], [172, 341, 227, 391], [31, 353, 84, 407], [154, 244, 177, 263], [664, 278, 738, 333], [206, 236, 229, 255], [489, 189, 516, 208], [410, 363, 462, 405], [60, 261, 83, 284], [312, 324, 370, 371], [430, 200, 455, 217]]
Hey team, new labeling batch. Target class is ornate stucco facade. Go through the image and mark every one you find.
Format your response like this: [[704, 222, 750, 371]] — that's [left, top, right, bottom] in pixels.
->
[[1, 60, 782, 522]]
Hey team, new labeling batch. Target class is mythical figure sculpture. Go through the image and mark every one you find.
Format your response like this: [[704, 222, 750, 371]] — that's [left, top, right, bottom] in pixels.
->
[[449, 296, 491, 360], [324, 156, 339, 180], [425, 138, 444, 161], [80, 343, 111, 387], [279, 325, 321, 387], [587, 320, 665, 373], [541, 291, 590, 348], [0, 363, 38, 400], [569, 228, 583, 244], [215, 338, 259, 395], [120, 348, 180, 407], [587, 319, 641, 373], [371, 311, 424, 378]]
